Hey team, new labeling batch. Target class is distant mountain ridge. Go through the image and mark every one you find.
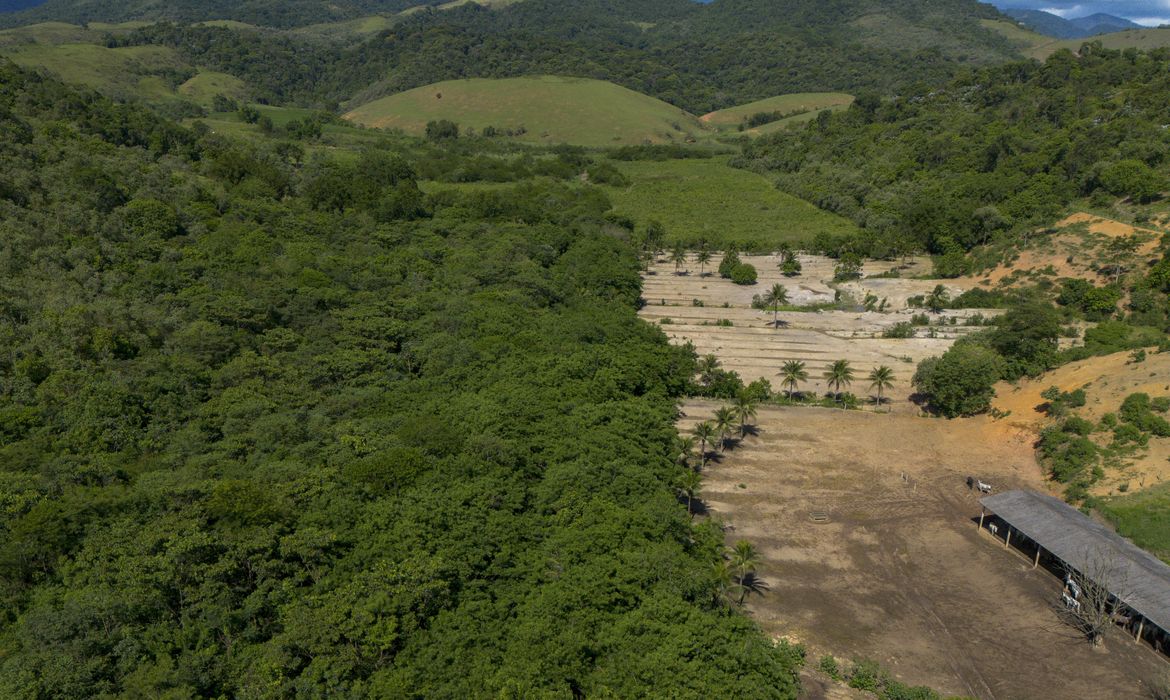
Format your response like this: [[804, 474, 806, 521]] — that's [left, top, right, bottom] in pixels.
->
[[0, 0, 46, 12], [1003, 8, 1140, 39]]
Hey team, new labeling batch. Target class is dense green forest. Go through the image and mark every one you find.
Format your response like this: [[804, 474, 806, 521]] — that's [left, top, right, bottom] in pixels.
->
[[88, 0, 1018, 113], [0, 62, 803, 697], [737, 45, 1170, 266]]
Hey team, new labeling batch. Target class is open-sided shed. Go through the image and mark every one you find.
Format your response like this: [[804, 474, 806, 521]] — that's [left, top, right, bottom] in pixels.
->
[[980, 490, 1170, 643]]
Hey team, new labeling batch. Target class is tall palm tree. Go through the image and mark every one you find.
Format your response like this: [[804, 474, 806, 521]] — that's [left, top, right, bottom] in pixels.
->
[[868, 365, 895, 408], [824, 359, 854, 405], [677, 435, 697, 468], [779, 360, 808, 399], [676, 469, 703, 519], [711, 559, 734, 609], [691, 421, 716, 468], [670, 244, 688, 275], [732, 394, 758, 437], [730, 539, 760, 605], [714, 406, 736, 453], [763, 283, 789, 329], [696, 248, 713, 277]]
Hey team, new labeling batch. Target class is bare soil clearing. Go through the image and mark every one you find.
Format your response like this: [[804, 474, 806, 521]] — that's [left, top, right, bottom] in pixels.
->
[[684, 400, 1166, 699]]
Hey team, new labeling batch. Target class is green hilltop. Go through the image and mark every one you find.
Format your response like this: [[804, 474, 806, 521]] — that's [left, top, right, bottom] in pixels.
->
[[344, 76, 706, 147]]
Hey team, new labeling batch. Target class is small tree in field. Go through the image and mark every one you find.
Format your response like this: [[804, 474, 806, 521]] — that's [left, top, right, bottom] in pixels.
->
[[824, 359, 854, 405], [670, 244, 688, 275], [729, 539, 761, 605], [697, 248, 713, 277]]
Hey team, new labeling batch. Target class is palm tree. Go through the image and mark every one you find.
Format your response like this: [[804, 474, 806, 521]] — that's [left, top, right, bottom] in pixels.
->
[[677, 435, 697, 468], [868, 365, 895, 408], [711, 559, 734, 608], [763, 283, 789, 329], [730, 539, 760, 605], [697, 354, 721, 387], [696, 248, 713, 277], [732, 394, 758, 437], [824, 359, 854, 405], [670, 244, 688, 275], [691, 421, 716, 468], [676, 469, 703, 519], [779, 360, 808, 399], [714, 406, 736, 453]]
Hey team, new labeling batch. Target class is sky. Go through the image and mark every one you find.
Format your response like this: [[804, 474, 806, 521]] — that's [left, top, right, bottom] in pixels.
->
[[992, 1, 1170, 26]]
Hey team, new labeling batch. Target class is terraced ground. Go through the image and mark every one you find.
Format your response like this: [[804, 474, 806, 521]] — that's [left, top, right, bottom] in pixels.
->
[[640, 253, 992, 408]]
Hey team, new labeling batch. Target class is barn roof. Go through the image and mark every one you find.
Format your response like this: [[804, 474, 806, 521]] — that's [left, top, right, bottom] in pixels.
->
[[982, 490, 1170, 633]]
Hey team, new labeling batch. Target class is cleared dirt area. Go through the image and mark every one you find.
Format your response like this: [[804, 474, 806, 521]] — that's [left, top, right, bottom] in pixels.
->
[[683, 400, 1168, 699], [641, 254, 995, 409]]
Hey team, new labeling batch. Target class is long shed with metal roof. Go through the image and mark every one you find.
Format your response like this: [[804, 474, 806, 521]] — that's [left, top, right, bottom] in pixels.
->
[[980, 489, 1170, 642]]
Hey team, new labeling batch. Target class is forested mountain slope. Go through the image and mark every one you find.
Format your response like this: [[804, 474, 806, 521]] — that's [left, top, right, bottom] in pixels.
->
[[736, 46, 1170, 272], [1, 0, 443, 28], [0, 61, 802, 697], [12, 0, 1021, 112]]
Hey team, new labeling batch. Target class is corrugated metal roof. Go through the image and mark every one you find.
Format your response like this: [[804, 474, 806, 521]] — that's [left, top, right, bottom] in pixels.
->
[[981, 490, 1170, 632]]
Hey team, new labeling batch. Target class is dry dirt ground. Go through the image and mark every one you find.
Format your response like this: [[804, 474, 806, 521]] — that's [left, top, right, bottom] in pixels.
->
[[682, 400, 1168, 699], [992, 350, 1170, 496], [965, 212, 1166, 289], [640, 254, 997, 410]]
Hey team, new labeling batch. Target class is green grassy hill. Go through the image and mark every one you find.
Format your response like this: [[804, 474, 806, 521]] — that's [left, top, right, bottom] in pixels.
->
[[601, 156, 860, 247], [0, 42, 190, 100], [1028, 27, 1170, 60], [701, 92, 854, 134], [344, 76, 706, 147]]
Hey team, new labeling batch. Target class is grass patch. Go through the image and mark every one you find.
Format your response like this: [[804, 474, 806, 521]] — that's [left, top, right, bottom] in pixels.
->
[[1099, 481, 1170, 563], [701, 92, 853, 132], [601, 156, 859, 247], [343, 75, 705, 148]]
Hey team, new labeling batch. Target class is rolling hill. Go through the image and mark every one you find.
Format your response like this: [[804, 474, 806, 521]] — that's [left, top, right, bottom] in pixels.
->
[[700, 93, 854, 133], [344, 76, 706, 147], [1003, 8, 1140, 39]]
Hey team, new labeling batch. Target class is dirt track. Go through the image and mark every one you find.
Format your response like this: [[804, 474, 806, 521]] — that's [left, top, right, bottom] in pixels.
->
[[683, 400, 1167, 699]]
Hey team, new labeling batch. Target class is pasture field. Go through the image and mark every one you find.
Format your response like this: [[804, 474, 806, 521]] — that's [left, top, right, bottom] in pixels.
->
[[700, 92, 854, 131], [603, 157, 860, 247], [683, 399, 1165, 699], [982, 19, 1170, 61], [343, 76, 705, 147], [0, 42, 188, 99], [1102, 481, 1170, 564], [178, 70, 250, 105]]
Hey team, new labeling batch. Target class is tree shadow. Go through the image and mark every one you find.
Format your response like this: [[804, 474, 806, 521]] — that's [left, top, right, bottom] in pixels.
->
[[739, 424, 760, 438], [737, 572, 770, 601], [769, 319, 790, 329]]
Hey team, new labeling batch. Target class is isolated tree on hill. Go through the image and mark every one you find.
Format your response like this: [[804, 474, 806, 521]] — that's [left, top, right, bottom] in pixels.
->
[[825, 359, 854, 405], [733, 394, 758, 436], [730, 539, 761, 605], [779, 360, 808, 399], [714, 406, 737, 453], [697, 248, 713, 277], [671, 244, 688, 275], [926, 284, 950, 313], [763, 283, 789, 329], [676, 469, 703, 519], [692, 421, 716, 468], [868, 365, 895, 407]]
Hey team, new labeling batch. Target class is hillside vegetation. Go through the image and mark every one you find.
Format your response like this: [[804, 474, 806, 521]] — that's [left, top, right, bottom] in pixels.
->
[[738, 46, 1170, 267], [701, 93, 854, 133], [344, 76, 704, 147], [0, 60, 803, 697]]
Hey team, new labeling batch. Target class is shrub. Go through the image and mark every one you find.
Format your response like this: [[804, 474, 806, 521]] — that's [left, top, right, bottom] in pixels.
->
[[1039, 428, 1100, 483], [818, 655, 841, 681], [719, 249, 741, 278], [730, 263, 758, 285], [949, 288, 1008, 308], [1113, 422, 1149, 447], [883, 322, 915, 339]]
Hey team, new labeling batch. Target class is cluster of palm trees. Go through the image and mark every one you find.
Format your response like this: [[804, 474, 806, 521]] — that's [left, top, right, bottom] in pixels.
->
[[778, 359, 895, 407], [669, 244, 715, 277], [676, 395, 758, 518], [712, 539, 764, 607]]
